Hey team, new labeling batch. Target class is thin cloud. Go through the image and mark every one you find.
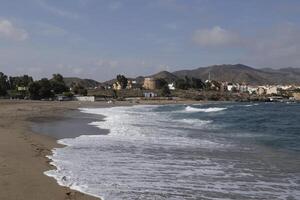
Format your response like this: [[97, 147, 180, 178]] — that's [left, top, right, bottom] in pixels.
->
[[36, 0, 80, 19], [192, 26, 240, 47], [243, 23, 300, 67], [35, 22, 68, 37], [108, 1, 123, 11], [0, 19, 28, 41]]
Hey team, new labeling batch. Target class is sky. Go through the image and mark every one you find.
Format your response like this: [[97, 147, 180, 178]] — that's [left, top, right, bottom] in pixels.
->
[[0, 0, 300, 81]]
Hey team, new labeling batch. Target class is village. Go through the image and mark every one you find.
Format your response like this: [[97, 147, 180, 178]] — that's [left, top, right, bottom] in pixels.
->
[[1, 71, 300, 103], [85, 75, 300, 103]]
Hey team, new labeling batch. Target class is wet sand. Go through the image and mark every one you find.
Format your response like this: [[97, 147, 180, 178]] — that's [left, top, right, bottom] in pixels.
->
[[31, 110, 109, 139], [0, 100, 115, 200]]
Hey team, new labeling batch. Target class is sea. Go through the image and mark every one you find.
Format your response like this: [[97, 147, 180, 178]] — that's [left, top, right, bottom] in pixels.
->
[[45, 102, 300, 200]]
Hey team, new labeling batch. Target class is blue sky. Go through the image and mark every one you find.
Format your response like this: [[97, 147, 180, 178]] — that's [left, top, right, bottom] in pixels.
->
[[0, 0, 300, 81]]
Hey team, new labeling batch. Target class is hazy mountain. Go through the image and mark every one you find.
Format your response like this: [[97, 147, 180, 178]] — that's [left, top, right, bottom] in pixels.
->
[[173, 64, 300, 85], [68, 64, 300, 87], [149, 71, 179, 83], [63, 77, 101, 88]]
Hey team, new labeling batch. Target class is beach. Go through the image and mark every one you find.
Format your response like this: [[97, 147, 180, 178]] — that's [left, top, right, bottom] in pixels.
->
[[1, 100, 299, 200], [0, 99, 198, 200], [0, 100, 108, 200]]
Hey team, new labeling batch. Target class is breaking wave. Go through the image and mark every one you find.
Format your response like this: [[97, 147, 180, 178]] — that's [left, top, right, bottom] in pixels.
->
[[185, 106, 227, 113]]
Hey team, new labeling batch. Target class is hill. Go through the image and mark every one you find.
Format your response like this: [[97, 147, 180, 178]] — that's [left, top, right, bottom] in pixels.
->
[[149, 71, 178, 83], [63, 77, 101, 88], [173, 64, 300, 85], [84, 64, 300, 87]]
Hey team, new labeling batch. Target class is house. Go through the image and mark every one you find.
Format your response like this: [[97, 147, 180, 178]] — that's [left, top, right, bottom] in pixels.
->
[[126, 80, 141, 89], [268, 96, 283, 102], [144, 92, 157, 98], [257, 87, 266, 95], [57, 95, 72, 101], [168, 83, 175, 90], [143, 78, 158, 90], [73, 96, 95, 102], [126, 80, 133, 89], [112, 82, 122, 90], [17, 86, 28, 91], [293, 93, 300, 101], [226, 83, 239, 92], [265, 86, 278, 95], [239, 84, 248, 93], [247, 86, 258, 94]]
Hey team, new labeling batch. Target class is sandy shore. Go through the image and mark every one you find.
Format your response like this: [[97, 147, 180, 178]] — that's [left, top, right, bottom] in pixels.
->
[[0, 99, 202, 200], [0, 100, 112, 200]]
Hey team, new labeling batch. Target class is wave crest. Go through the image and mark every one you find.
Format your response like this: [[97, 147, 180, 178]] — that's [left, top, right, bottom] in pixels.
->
[[185, 106, 227, 113]]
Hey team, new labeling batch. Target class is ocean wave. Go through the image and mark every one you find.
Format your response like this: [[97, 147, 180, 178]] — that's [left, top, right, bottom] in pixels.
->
[[43, 104, 300, 200], [179, 118, 212, 126], [243, 103, 259, 107], [185, 106, 227, 113]]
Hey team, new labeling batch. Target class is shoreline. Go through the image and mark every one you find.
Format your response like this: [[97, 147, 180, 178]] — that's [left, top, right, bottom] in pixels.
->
[[0, 99, 203, 199], [0, 100, 105, 200], [0, 99, 240, 200], [1, 99, 291, 199]]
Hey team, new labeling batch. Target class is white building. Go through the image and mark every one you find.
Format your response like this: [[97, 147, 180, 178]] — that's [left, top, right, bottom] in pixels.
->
[[168, 83, 175, 90], [144, 92, 157, 98], [227, 83, 239, 92], [247, 86, 258, 94], [73, 96, 95, 102], [265, 86, 278, 95], [239, 85, 248, 93]]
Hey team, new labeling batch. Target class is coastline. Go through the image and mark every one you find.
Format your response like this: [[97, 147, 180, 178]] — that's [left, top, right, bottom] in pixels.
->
[[0, 99, 203, 200], [0, 100, 106, 200], [0, 98, 216, 200]]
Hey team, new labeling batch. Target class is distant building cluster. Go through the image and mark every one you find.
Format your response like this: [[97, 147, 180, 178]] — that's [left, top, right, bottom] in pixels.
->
[[223, 82, 300, 96], [107, 75, 300, 99]]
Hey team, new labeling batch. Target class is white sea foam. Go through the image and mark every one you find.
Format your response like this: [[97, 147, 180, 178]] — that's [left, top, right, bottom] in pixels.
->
[[185, 106, 227, 113], [177, 118, 212, 127], [44, 105, 300, 200], [243, 103, 259, 107]]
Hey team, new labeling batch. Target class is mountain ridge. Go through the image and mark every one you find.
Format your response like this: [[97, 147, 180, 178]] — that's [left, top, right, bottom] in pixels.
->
[[172, 64, 300, 85], [77, 64, 300, 86]]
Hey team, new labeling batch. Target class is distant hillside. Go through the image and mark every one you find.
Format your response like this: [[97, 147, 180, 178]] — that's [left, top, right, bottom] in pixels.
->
[[149, 71, 178, 83], [173, 64, 300, 85], [64, 77, 101, 88], [99, 64, 300, 87]]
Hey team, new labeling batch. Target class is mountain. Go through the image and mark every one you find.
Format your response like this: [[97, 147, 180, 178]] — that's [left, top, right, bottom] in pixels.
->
[[149, 71, 178, 83], [90, 64, 300, 87], [102, 71, 178, 86], [63, 77, 101, 88], [173, 64, 300, 85]]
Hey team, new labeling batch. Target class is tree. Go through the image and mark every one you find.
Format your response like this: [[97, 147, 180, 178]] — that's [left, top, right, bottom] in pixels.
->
[[52, 74, 64, 82], [72, 84, 87, 96], [28, 81, 41, 100], [160, 85, 171, 97], [38, 78, 54, 98], [175, 77, 191, 90], [190, 77, 205, 89], [0, 72, 8, 96], [28, 78, 54, 100], [8, 75, 33, 90], [112, 89, 118, 99], [116, 75, 128, 89], [50, 74, 68, 94], [156, 78, 168, 89], [205, 80, 221, 91]]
